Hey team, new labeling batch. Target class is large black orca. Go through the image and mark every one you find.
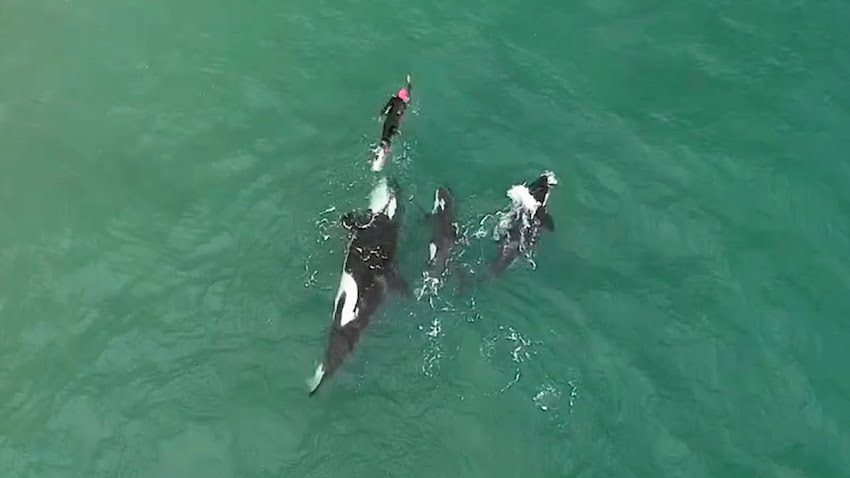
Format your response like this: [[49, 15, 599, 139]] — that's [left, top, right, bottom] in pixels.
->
[[309, 179, 409, 395], [491, 171, 558, 275], [426, 187, 459, 277]]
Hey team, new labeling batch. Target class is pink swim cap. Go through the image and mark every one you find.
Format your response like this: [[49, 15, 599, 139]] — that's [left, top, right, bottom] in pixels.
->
[[397, 88, 410, 103]]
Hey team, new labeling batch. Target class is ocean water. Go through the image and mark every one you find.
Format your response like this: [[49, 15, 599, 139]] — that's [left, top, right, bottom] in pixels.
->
[[1, 0, 849, 476]]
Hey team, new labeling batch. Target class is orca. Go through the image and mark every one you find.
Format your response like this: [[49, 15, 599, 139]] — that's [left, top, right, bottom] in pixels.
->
[[309, 179, 409, 395], [426, 187, 459, 277], [491, 171, 558, 275]]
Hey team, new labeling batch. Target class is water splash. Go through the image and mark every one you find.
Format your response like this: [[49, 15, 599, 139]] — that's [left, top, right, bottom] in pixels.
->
[[462, 296, 481, 323], [567, 380, 579, 411], [503, 325, 535, 363], [480, 325, 536, 364], [424, 317, 441, 338], [303, 204, 341, 288], [472, 213, 499, 240], [532, 380, 579, 415], [533, 383, 560, 412], [303, 269, 317, 288], [415, 273, 441, 301], [498, 369, 522, 393], [418, 317, 443, 377], [314, 218, 331, 243]]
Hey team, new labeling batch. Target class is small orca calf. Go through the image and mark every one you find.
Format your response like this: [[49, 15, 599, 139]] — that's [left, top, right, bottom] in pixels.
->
[[492, 171, 558, 275], [426, 187, 459, 277], [309, 179, 409, 395]]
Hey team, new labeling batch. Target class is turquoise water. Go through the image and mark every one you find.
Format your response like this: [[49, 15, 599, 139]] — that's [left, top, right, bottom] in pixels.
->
[[2, 0, 849, 476]]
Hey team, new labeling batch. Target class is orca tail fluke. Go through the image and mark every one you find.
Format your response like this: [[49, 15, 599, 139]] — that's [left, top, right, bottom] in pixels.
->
[[307, 363, 326, 397]]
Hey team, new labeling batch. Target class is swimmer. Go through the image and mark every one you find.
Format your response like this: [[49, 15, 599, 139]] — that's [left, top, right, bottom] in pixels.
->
[[372, 74, 412, 171]]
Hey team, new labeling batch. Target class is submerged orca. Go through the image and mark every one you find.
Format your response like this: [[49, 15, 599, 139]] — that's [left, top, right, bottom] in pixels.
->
[[492, 171, 558, 275], [426, 187, 459, 277], [309, 179, 409, 395]]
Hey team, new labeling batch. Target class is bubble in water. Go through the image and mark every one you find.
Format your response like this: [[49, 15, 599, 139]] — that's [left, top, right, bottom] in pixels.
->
[[304, 270, 317, 288], [415, 273, 441, 301], [532, 380, 579, 414], [427, 317, 442, 338], [498, 369, 522, 393], [314, 217, 332, 243], [419, 317, 443, 377], [567, 380, 579, 411], [503, 325, 534, 363], [533, 383, 560, 412]]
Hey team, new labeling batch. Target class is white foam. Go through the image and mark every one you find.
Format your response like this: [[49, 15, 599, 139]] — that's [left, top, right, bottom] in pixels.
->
[[507, 184, 540, 215], [432, 189, 440, 213], [307, 363, 325, 393], [371, 147, 386, 172], [335, 271, 359, 327], [429, 242, 437, 261], [415, 273, 442, 301]]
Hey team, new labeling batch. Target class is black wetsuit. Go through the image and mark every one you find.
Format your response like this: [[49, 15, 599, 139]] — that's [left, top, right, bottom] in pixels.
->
[[380, 96, 408, 146]]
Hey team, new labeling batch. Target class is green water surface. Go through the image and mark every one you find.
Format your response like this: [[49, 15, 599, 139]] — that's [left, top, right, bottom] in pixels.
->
[[1, 0, 849, 476]]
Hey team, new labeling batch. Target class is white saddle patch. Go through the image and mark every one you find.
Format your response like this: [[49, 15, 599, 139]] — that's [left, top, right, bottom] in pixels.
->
[[429, 242, 437, 261], [386, 196, 397, 219], [335, 271, 360, 327], [432, 189, 446, 213]]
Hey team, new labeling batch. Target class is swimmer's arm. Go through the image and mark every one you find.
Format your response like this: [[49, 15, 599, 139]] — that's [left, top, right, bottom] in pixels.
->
[[379, 98, 393, 117]]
